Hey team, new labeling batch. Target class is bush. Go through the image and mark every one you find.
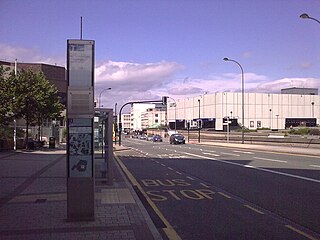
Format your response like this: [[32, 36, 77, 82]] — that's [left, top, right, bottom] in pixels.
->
[[289, 128, 310, 135], [309, 128, 320, 135]]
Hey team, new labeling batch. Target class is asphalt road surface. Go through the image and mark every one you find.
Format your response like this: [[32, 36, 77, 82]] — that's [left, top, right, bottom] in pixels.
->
[[116, 137, 320, 240]]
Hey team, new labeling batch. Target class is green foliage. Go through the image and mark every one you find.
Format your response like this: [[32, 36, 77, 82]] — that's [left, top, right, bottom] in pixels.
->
[[0, 66, 15, 126], [257, 127, 271, 130], [0, 126, 24, 139], [0, 67, 65, 141], [289, 128, 310, 135]]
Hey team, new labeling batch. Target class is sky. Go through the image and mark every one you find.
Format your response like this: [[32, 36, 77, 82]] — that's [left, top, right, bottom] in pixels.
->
[[1, 0, 320, 110]]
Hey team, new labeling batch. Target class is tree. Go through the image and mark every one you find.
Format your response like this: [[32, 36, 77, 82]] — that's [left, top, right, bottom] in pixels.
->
[[0, 66, 15, 127], [33, 71, 64, 141], [12, 69, 64, 146]]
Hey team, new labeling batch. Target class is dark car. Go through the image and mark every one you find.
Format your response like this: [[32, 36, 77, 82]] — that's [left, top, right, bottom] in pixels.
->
[[152, 135, 163, 142], [170, 134, 185, 144]]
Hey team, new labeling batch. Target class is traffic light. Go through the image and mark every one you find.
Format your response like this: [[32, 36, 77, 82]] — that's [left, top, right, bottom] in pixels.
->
[[162, 96, 168, 105]]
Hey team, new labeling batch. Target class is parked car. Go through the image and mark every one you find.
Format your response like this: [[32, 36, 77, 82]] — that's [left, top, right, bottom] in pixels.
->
[[170, 134, 185, 144], [152, 135, 163, 142], [139, 134, 147, 140], [147, 135, 154, 141]]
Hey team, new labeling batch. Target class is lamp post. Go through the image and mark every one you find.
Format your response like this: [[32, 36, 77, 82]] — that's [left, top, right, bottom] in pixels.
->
[[223, 57, 245, 144], [300, 13, 320, 24], [269, 109, 272, 129], [198, 99, 201, 143], [98, 87, 112, 107], [114, 103, 118, 144], [168, 97, 177, 132]]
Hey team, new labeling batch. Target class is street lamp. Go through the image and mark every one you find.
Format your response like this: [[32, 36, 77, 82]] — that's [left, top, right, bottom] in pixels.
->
[[198, 99, 201, 143], [98, 87, 112, 107], [300, 13, 320, 24], [223, 57, 245, 144], [168, 97, 177, 133]]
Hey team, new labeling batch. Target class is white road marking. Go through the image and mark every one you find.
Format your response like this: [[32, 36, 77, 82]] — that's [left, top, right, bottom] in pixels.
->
[[233, 150, 254, 154], [168, 167, 174, 170], [176, 171, 182, 175], [183, 152, 320, 184], [254, 157, 287, 163], [310, 164, 320, 168], [203, 152, 220, 157], [221, 152, 240, 157], [186, 176, 195, 180]]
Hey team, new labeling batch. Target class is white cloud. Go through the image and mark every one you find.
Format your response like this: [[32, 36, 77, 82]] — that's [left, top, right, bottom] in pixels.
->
[[96, 60, 183, 87], [0, 43, 65, 66]]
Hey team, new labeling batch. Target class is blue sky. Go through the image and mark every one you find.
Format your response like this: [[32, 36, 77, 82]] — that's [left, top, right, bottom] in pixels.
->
[[1, 0, 320, 108]]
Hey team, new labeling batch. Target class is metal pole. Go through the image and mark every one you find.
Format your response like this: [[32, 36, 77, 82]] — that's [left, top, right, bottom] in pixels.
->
[[98, 88, 111, 107], [223, 58, 245, 143], [14, 59, 17, 151], [198, 99, 200, 143], [80, 16, 83, 40], [114, 103, 117, 145], [227, 117, 230, 143], [169, 97, 177, 132]]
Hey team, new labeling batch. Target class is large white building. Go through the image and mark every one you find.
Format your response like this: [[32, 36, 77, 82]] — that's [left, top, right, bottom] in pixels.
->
[[167, 91, 319, 131], [130, 103, 156, 131]]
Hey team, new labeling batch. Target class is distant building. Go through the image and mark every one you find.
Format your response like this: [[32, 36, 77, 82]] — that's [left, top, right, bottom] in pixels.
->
[[0, 61, 67, 105], [281, 87, 318, 95], [141, 107, 166, 129], [130, 103, 156, 131], [167, 92, 319, 131], [121, 113, 131, 132]]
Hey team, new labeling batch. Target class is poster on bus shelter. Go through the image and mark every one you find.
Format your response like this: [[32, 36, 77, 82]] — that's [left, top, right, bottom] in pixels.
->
[[68, 118, 93, 178]]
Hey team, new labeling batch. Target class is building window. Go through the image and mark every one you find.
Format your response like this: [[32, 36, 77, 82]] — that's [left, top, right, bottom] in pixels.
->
[[155, 114, 158, 117], [155, 119, 159, 123], [250, 121, 254, 128], [257, 121, 261, 128]]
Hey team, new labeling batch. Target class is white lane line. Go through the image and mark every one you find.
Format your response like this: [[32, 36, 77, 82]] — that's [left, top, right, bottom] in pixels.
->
[[168, 167, 174, 170], [233, 150, 254, 154], [221, 152, 241, 157], [254, 157, 287, 163], [203, 152, 220, 157], [200, 183, 211, 188], [176, 171, 182, 175], [183, 152, 320, 184], [186, 176, 195, 180], [310, 164, 320, 168], [161, 164, 166, 167], [184, 152, 216, 160], [244, 205, 264, 215]]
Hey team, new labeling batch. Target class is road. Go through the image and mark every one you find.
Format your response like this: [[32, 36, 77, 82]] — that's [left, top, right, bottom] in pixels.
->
[[115, 137, 320, 240]]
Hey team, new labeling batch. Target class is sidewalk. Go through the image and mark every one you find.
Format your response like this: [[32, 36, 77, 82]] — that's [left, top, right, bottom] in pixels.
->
[[0, 146, 162, 240]]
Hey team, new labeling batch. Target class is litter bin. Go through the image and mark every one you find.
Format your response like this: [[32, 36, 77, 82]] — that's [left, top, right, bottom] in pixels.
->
[[49, 137, 55, 149]]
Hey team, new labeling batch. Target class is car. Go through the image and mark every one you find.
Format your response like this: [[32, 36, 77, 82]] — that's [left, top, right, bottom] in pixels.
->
[[139, 134, 147, 140], [147, 135, 154, 141], [152, 135, 163, 142], [170, 134, 185, 144]]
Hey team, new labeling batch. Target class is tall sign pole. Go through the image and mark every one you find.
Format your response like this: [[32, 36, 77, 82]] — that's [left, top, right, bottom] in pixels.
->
[[67, 39, 95, 221]]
